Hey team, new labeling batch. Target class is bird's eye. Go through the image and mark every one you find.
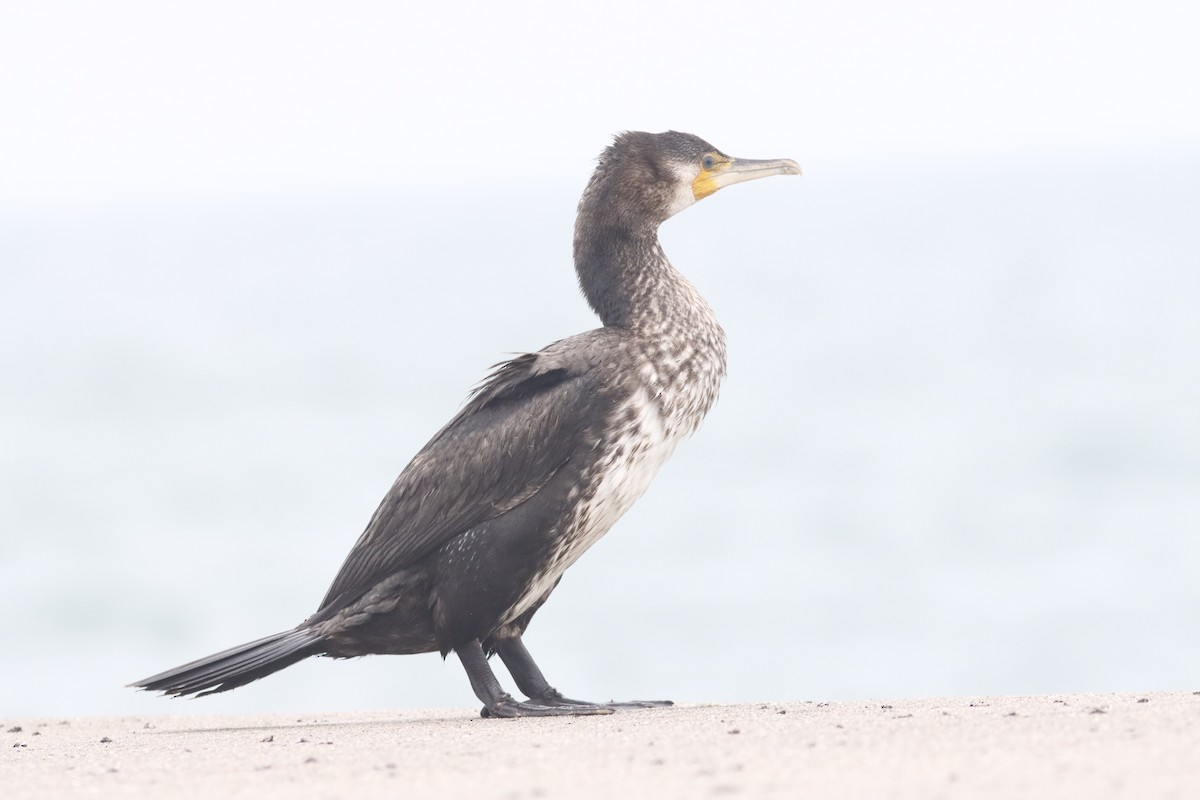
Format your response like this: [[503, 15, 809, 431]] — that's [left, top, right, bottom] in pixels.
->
[[702, 155, 716, 170]]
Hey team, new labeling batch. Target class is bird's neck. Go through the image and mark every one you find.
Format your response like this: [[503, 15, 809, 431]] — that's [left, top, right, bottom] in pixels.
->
[[574, 210, 728, 432], [574, 214, 716, 337]]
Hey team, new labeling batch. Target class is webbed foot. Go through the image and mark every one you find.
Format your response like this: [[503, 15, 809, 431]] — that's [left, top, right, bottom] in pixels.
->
[[479, 691, 615, 718], [526, 688, 673, 711]]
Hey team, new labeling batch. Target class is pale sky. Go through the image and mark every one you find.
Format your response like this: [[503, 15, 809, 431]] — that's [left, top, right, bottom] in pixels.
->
[[3, 0, 1198, 213]]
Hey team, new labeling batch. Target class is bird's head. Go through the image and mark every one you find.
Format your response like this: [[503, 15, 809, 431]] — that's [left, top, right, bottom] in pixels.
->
[[586, 130, 801, 225]]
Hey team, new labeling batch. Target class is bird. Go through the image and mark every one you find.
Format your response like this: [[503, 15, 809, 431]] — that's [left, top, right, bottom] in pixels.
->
[[132, 131, 801, 718]]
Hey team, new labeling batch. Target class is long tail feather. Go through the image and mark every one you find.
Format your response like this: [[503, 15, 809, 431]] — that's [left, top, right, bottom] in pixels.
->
[[131, 629, 321, 697]]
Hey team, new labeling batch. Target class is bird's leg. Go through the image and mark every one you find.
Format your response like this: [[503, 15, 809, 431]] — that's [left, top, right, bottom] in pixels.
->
[[494, 636, 673, 711], [455, 639, 613, 718]]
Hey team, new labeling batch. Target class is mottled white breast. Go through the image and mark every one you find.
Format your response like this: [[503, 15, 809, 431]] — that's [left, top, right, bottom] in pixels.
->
[[505, 387, 682, 623], [570, 387, 680, 555]]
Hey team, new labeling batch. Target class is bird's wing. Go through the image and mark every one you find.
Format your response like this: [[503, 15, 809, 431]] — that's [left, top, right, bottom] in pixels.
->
[[315, 350, 613, 613]]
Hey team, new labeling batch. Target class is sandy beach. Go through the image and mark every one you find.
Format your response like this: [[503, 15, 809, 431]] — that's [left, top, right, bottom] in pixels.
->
[[5, 691, 1197, 798]]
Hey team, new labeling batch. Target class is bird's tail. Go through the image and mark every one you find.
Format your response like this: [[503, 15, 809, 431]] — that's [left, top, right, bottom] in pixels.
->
[[130, 628, 322, 698]]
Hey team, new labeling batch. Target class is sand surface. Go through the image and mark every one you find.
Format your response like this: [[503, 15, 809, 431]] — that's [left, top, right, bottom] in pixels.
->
[[5, 692, 1198, 799]]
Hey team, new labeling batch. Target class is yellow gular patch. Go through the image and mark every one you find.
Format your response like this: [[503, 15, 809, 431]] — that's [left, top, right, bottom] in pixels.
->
[[692, 171, 718, 200], [691, 161, 730, 200]]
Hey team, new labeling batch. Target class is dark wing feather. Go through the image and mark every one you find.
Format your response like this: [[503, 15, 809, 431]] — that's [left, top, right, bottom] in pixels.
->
[[316, 352, 610, 613]]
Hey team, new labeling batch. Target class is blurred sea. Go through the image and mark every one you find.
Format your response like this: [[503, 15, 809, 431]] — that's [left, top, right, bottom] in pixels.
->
[[3, 154, 1198, 717]]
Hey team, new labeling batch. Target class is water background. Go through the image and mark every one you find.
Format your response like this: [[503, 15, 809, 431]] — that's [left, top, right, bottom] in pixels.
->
[[3, 153, 1198, 717]]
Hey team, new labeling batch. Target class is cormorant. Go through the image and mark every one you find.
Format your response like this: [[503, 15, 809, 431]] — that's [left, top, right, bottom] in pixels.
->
[[132, 131, 801, 717]]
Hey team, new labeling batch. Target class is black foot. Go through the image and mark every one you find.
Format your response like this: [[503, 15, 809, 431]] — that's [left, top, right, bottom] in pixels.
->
[[528, 688, 674, 711], [478, 637, 672, 718], [480, 692, 615, 718]]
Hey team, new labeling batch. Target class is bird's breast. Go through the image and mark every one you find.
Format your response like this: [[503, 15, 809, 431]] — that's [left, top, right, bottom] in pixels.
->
[[502, 324, 726, 625], [502, 387, 683, 624], [572, 387, 681, 549]]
